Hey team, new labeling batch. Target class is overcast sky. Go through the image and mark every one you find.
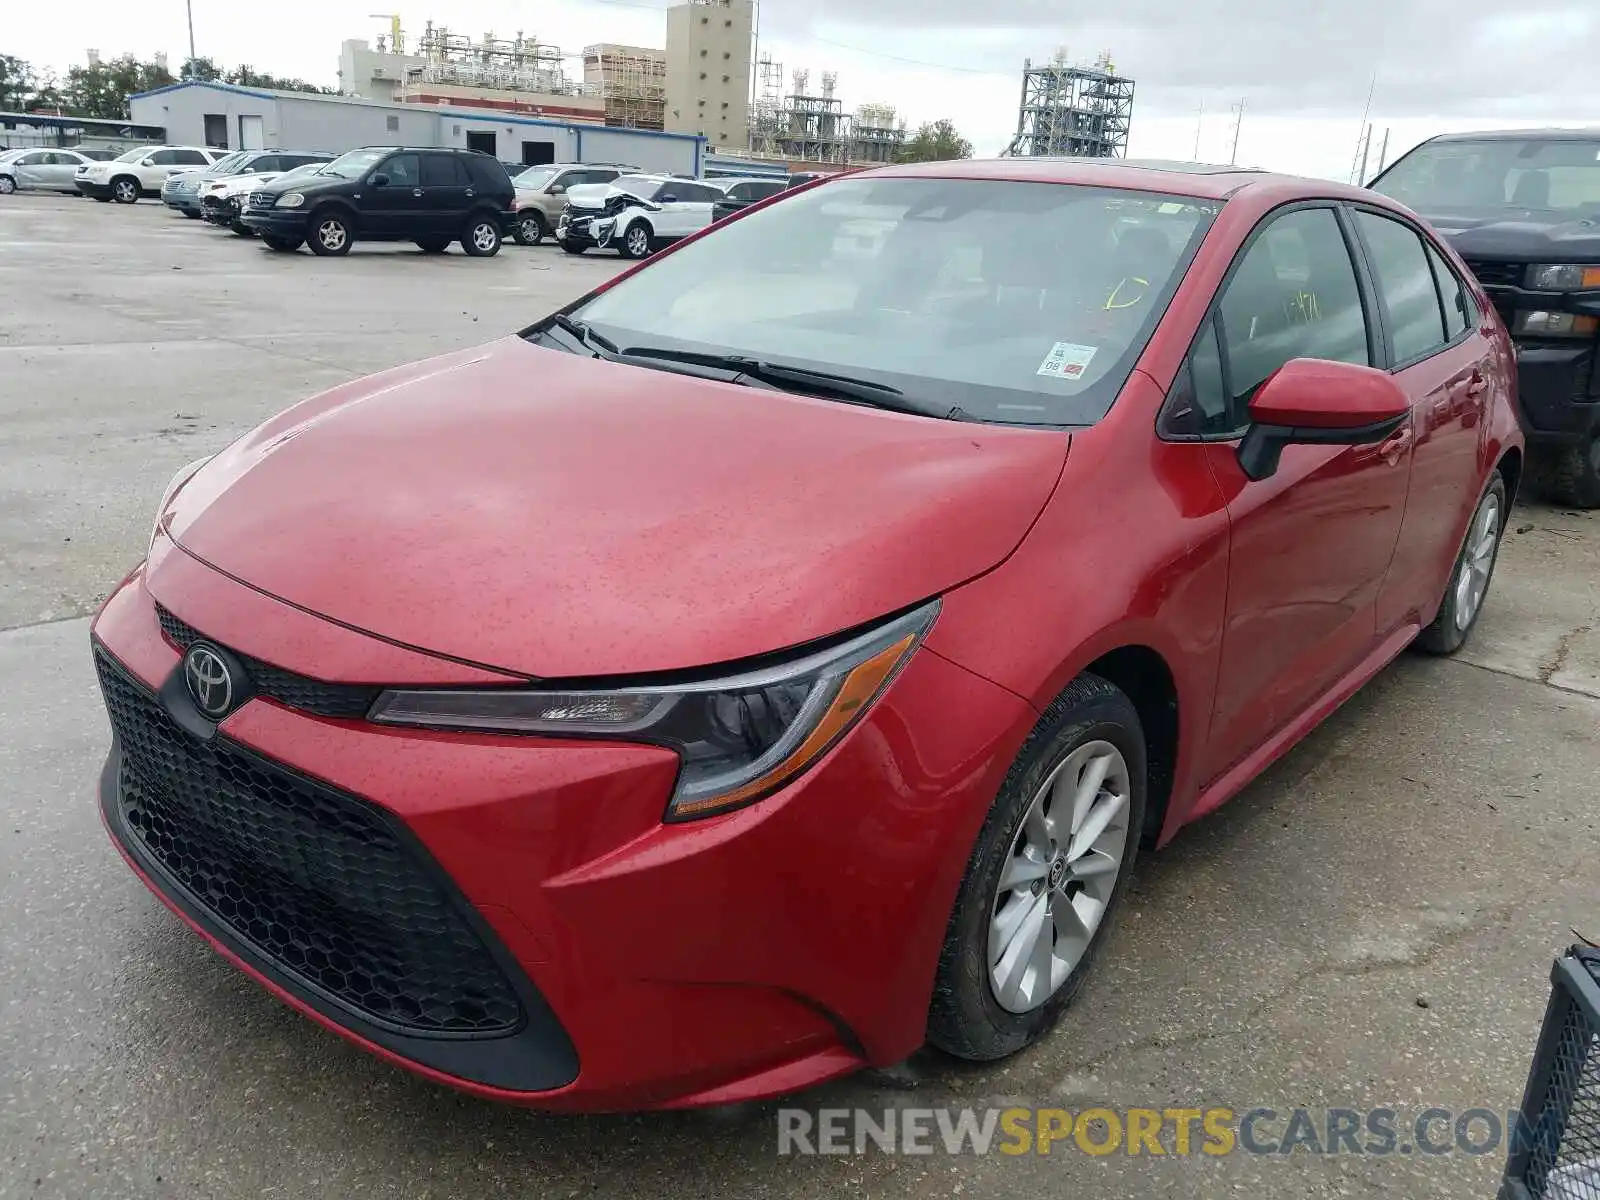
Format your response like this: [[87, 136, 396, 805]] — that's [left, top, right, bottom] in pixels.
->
[[9, 0, 1598, 178]]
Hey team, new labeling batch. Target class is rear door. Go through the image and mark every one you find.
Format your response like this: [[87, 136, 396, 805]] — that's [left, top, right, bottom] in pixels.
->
[[1170, 204, 1414, 782], [1349, 206, 1499, 634], [420, 153, 471, 234]]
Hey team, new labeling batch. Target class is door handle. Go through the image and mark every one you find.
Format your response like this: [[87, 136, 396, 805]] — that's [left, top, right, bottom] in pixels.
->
[[1463, 370, 1488, 399], [412, 187, 424, 197], [465, 188, 475, 197], [1378, 425, 1413, 463]]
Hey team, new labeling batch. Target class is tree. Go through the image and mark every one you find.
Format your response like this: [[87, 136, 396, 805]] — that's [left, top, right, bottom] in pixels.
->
[[0, 54, 37, 110], [226, 64, 335, 94], [180, 56, 223, 82], [64, 55, 173, 118], [895, 119, 974, 165]]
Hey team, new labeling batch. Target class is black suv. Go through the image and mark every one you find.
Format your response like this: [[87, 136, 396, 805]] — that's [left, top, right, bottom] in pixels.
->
[[1370, 129, 1600, 506], [239, 146, 515, 258]]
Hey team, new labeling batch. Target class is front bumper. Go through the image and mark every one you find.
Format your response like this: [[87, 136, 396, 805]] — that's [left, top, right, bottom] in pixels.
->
[[88, 537, 1031, 1110], [75, 179, 113, 198], [1510, 340, 1600, 445], [201, 195, 240, 223], [240, 208, 308, 237], [556, 211, 615, 249]]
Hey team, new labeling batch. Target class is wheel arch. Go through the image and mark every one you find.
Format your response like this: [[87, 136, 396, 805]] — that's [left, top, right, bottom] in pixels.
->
[[308, 197, 358, 227], [1079, 645, 1180, 847], [1496, 444, 1523, 506]]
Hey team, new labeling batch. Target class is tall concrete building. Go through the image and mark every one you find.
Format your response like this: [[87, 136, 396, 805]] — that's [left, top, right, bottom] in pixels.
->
[[663, 0, 753, 151]]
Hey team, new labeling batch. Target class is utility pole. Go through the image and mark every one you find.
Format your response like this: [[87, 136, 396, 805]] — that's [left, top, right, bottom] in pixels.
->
[[1193, 98, 1204, 160], [1375, 126, 1392, 174], [1357, 123, 1373, 185], [1229, 98, 1245, 165], [185, 0, 196, 65]]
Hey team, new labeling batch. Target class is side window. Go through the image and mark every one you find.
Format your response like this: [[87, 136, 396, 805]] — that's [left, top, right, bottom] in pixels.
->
[[382, 154, 420, 186], [420, 154, 467, 187], [1426, 242, 1472, 337], [173, 149, 210, 165], [247, 155, 277, 173], [1353, 210, 1448, 364], [18, 151, 49, 165], [1162, 317, 1234, 437], [1218, 207, 1371, 404], [148, 149, 178, 165]]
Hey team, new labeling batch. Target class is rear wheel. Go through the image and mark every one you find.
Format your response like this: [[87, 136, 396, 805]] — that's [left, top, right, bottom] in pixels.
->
[[1416, 472, 1507, 655], [182, 209, 200, 219], [93, 195, 112, 203], [461, 215, 502, 257], [928, 673, 1145, 1061], [308, 210, 353, 256], [415, 238, 450, 253], [261, 234, 302, 252], [111, 177, 139, 204], [561, 240, 586, 255], [512, 211, 545, 246], [619, 221, 653, 259]]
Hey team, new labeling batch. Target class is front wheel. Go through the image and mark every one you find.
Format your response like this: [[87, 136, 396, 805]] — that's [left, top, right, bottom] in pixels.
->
[[111, 177, 139, 204], [0, 176, 15, 195], [1416, 473, 1507, 655], [1539, 435, 1600, 509], [619, 221, 653, 259], [308, 210, 353, 256], [560, 240, 586, 256], [928, 673, 1145, 1062], [461, 216, 502, 257], [182, 209, 200, 219], [512, 211, 545, 246], [261, 234, 303, 252], [415, 238, 450, 253]]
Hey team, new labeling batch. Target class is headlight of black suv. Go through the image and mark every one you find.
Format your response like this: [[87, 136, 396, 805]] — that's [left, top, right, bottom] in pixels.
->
[[369, 600, 939, 820]]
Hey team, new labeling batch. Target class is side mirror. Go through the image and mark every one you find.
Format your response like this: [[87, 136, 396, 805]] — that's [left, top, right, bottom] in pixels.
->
[[370, 172, 390, 187], [547, 182, 565, 195], [141, 157, 156, 167], [1237, 358, 1411, 481], [658, 192, 679, 203]]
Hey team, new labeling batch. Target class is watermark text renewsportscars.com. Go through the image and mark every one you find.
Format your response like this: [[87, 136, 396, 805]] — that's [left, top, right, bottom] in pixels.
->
[[777, 1105, 1558, 1158]]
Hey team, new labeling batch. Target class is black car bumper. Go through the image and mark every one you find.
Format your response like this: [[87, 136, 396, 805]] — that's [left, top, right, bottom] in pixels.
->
[[75, 180, 112, 199], [201, 196, 239, 223], [240, 208, 309, 237], [1511, 340, 1600, 446]]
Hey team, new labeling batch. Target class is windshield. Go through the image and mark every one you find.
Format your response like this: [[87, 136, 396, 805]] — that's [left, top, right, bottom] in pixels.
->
[[0, 150, 22, 163], [209, 151, 251, 173], [1372, 136, 1600, 215], [114, 148, 149, 163], [564, 177, 1218, 426], [515, 166, 558, 189], [320, 148, 389, 178]]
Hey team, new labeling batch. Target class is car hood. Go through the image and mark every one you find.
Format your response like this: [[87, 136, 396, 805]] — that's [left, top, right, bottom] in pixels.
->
[[164, 337, 1067, 678], [1419, 210, 1600, 260], [565, 183, 636, 210]]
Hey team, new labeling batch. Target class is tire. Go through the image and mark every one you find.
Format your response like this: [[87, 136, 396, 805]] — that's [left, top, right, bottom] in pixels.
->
[[415, 238, 450, 253], [460, 215, 502, 257], [1538, 435, 1600, 509], [561, 240, 586, 255], [307, 209, 353, 256], [261, 234, 303, 252], [618, 220, 653, 259], [93, 195, 112, 203], [928, 673, 1146, 1062], [512, 211, 545, 246], [111, 176, 139, 204], [182, 209, 200, 219], [1415, 472, 1507, 656], [0, 175, 15, 195], [230, 222, 255, 237]]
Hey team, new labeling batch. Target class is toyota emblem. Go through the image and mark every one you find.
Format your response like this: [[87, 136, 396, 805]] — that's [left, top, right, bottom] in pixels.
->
[[183, 644, 235, 719]]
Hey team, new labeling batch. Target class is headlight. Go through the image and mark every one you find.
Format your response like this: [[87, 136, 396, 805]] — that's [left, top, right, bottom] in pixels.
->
[[1526, 263, 1600, 290], [1513, 310, 1600, 338], [276, 193, 305, 208], [151, 456, 212, 551], [370, 601, 939, 820]]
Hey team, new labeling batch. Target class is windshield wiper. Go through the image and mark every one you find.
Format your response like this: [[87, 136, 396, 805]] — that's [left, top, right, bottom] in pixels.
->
[[544, 313, 620, 357], [615, 346, 942, 415]]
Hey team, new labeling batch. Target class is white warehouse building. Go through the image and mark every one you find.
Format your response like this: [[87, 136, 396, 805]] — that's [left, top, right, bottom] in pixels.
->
[[127, 81, 706, 175]]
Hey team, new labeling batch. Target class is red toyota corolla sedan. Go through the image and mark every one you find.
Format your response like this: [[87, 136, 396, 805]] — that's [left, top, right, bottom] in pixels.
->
[[91, 158, 1522, 1111]]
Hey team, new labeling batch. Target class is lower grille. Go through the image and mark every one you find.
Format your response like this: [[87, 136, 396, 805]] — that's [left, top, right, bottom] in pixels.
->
[[96, 648, 525, 1037]]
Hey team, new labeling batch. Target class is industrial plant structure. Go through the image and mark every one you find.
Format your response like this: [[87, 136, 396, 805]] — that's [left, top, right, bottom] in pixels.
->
[[1003, 50, 1134, 159], [747, 59, 906, 165], [582, 44, 666, 131]]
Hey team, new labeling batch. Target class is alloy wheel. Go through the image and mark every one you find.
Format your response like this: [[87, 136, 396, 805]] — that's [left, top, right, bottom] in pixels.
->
[[1453, 489, 1501, 631], [626, 226, 650, 257], [988, 740, 1131, 1014], [114, 180, 137, 203], [471, 222, 498, 252], [0, 176, 15, 195], [317, 219, 347, 252]]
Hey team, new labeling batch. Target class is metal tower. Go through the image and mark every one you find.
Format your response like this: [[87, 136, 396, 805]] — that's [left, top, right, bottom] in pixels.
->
[[1004, 49, 1134, 159]]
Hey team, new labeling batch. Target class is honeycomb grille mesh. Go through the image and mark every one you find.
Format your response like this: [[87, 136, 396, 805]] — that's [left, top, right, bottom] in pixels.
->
[[97, 649, 525, 1037], [1526, 958, 1600, 1199], [155, 605, 380, 720]]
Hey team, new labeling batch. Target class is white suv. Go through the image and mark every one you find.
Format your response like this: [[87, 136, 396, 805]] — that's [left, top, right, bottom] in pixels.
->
[[555, 174, 729, 258], [75, 146, 222, 204]]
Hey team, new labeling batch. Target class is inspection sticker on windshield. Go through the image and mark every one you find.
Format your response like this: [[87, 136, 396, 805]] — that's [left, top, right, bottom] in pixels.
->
[[1036, 342, 1098, 380]]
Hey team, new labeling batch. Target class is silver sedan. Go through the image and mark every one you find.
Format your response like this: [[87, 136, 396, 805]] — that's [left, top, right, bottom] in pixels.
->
[[0, 149, 101, 195]]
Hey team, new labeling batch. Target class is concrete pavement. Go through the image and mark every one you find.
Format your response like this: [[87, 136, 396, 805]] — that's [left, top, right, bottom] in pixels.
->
[[2, 193, 1597, 1200]]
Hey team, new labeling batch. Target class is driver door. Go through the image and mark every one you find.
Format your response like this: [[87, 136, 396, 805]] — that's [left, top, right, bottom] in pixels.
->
[[1171, 204, 1415, 782], [361, 153, 423, 236]]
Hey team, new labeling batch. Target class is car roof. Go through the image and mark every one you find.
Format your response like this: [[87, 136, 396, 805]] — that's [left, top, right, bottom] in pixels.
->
[[1422, 127, 1600, 144], [853, 156, 1382, 203]]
